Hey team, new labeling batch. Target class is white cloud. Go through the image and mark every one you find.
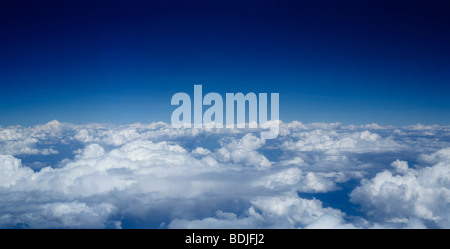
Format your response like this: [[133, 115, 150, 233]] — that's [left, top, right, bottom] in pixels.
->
[[0, 201, 119, 229], [0, 120, 449, 228], [249, 194, 344, 227], [282, 129, 401, 154], [350, 153, 450, 228], [0, 120, 72, 156], [0, 155, 34, 188], [420, 148, 450, 164], [391, 160, 410, 175], [169, 209, 262, 229], [170, 193, 347, 229], [215, 134, 272, 168], [304, 214, 357, 229]]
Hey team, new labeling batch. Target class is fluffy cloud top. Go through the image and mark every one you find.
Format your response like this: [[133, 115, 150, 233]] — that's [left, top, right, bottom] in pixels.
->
[[351, 156, 450, 228], [0, 120, 449, 228]]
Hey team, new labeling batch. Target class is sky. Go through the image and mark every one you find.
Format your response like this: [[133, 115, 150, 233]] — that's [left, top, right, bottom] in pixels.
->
[[0, 1, 450, 229], [1, 0, 449, 126]]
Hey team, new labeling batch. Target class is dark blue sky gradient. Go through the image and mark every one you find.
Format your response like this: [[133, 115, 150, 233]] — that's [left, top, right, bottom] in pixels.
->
[[1, 0, 449, 125]]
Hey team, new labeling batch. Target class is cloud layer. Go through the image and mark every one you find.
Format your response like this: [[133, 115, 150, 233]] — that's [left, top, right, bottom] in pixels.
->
[[0, 120, 449, 228]]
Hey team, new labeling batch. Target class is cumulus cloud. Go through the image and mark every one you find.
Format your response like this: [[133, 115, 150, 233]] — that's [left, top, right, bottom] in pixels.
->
[[215, 134, 272, 168], [304, 214, 357, 229], [0, 120, 449, 228], [0, 201, 119, 229], [281, 129, 401, 153], [0, 155, 34, 188], [169, 193, 347, 229], [350, 152, 450, 228], [0, 120, 71, 156], [391, 160, 410, 175], [420, 148, 450, 164]]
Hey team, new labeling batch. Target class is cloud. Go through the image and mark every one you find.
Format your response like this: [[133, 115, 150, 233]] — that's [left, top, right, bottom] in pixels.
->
[[281, 129, 401, 154], [215, 134, 272, 168], [0, 120, 449, 228], [249, 194, 344, 228], [304, 214, 357, 229], [0, 201, 119, 229], [169, 193, 347, 229], [420, 148, 450, 164], [391, 160, 410, 174], [169, 209, 261, 229], [0, 155, 34, 188], [0, 120, 71, 156], [350, 151, 450, 228]]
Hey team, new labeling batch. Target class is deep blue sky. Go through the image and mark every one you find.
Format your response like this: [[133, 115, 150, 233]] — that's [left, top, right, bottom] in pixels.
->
[[1, 0, 449, 126]]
